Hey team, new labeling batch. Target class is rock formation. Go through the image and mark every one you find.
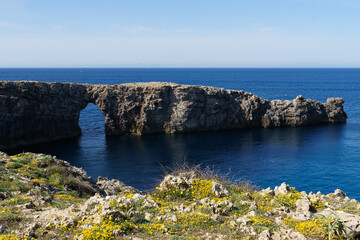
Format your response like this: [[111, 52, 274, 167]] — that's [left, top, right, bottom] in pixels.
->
[[1, 151, 360, 239], [0, 81, 347, 150]]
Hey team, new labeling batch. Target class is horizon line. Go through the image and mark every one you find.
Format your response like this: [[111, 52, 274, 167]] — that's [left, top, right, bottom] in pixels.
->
[[1, 67, 360, 69]]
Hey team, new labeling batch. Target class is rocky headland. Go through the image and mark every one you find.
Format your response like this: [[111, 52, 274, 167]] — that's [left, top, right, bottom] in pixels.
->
[[0, 152, 359, 240], [0, 81, 347, 150]]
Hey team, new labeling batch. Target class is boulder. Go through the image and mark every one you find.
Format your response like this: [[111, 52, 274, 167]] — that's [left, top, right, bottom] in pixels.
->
[[159, 172, 197, 191], [212, 181, 229, 197], [334, 189, 347, 199], [296, 197, 311, 213], [293, 197, 312, 220], [96, 177, 139, 195], [258, 229, 271, 240], [318, 209, 360, 238], [212, 200, 234, 215], [274, 182, 288, 196], [259, 187, 275, 196]]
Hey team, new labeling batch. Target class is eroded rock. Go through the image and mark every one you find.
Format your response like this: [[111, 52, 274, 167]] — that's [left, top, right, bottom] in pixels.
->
[[96, 177, 139, 195], [159, 171, 197, 191], [212, 181, 229, 197], [0, 81, 347, 150], [319, 209, 360, 238], [334, 189, 347, 199], [272, 227, 307, 240], [274, 182, 289, 196]]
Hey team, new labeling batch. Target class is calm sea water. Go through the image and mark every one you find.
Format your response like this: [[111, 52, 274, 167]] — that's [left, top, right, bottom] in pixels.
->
[[1, 68, 360, 199]]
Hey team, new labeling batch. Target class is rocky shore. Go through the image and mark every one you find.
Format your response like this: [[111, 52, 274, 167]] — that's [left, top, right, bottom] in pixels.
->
[[0, 152, 359, 240], [0, 81, 347, 150]]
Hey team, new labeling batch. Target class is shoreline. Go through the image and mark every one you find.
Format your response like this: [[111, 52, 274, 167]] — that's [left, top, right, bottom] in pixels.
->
[[1, 151, 359, 239]]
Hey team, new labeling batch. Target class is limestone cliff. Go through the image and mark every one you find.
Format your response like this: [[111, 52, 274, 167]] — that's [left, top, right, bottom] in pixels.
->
[[0, 81, 347, 150], [0, 81, 89, 150]]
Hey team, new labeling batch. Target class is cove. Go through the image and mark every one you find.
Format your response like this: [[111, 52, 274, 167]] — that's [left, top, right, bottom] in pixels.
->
[[8, 121, 356, 199], [1, 68, 359, 199]]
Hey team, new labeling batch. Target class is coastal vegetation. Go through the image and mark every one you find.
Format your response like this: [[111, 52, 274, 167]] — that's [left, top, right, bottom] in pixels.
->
[[0, 152, 359, 239]]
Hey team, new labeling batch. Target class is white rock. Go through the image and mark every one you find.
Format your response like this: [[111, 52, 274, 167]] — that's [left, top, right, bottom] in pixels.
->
[[318, 209, 360, 238], [274, 216, 283, 224], [144, 212, 152, 221], [213, 200, 234, 215], [236, 216, 249, 224], [212, 181, 229, 197], [272, 227, 307, 240], [258, 229, 271, 240], [247, 211, 256, 217], [350, 199, 358, 204], [295, 197, 311, 213], [300, 191, 307, 197], [259, 187, 275, 196], [157, 214, 178, 222], [159, 172, 197, 191], [200, 198, 210, 205], [334, 189, 346, 199], [249, 201, 257, 211], [274, 182, 288, 196], [132, 193, 145, 201], [142, 198, 159, 208], [211, 213, 221, 222]]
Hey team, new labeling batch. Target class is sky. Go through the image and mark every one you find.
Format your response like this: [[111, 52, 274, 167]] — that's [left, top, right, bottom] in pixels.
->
[[0, 0, 360, 67]]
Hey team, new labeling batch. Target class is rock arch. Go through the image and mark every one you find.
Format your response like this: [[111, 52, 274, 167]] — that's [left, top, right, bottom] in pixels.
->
[[0, 81, 347, 150]]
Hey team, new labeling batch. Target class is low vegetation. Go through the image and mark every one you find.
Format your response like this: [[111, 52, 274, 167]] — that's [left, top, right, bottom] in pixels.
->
[[0, 152, 359, 239]]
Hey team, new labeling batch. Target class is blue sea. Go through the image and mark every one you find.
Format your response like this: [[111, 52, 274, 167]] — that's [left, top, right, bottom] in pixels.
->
[[1, 68, 360, 199]]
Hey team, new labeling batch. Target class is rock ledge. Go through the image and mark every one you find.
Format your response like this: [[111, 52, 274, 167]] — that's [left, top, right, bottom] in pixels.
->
[[1, 152, 359, 240]]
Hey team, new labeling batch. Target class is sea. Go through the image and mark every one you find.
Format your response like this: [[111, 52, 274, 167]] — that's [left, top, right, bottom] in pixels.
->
[[1, 68, 360, 199]]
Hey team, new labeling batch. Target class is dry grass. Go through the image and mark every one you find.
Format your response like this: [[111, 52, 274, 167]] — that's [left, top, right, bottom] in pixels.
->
[[159, 161, 256, 193]]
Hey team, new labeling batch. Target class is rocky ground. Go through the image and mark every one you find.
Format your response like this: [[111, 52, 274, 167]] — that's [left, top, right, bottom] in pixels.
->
[[0, 152, 359, 240]]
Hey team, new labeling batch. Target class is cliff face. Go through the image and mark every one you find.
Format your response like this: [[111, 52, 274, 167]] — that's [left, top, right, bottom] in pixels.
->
[[0, 81, 89, 150], [89, 82, 271, 135], [0, 81, 347, 150]]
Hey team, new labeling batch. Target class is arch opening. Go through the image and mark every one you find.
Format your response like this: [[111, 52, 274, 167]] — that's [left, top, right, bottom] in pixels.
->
[[79, 103, 106, 137]]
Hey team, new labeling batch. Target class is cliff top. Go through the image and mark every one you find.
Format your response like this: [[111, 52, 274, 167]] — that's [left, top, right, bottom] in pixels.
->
[[0, 152, 359, 239]]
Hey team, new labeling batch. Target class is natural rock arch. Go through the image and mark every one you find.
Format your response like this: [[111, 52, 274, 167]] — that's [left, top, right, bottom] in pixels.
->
[[0, 81, 347, 150]]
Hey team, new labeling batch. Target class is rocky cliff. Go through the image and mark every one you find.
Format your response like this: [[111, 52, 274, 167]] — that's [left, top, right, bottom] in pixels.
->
[[0, 81, 347, 150], [1, 152, 360, 239]]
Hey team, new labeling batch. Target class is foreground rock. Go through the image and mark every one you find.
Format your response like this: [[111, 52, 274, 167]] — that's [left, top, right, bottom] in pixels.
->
[[0, 81, 347, 150], [1, 152, 359, 239], [319, 209, 360, 238]]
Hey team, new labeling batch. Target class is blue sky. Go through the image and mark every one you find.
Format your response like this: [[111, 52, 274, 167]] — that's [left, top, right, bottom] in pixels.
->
[[1, 0, 360, 67]]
